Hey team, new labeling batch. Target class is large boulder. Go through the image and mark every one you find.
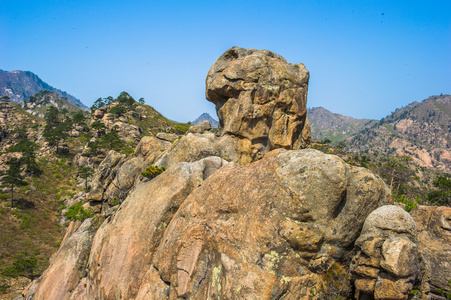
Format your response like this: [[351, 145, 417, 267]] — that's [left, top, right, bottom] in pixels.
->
[[351, 205, 422, 300], [86, 156, 228, 299], [410, 205, 451, 297], [187, 121, 211, 134], [149, 149, 391, 299], [134, 135, 171, 159], [206, 47, 311, 164]]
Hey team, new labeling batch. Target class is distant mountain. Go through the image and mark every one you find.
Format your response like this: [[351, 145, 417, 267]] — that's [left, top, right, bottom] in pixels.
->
[[192, 112, 219, 128], [347, 95, 451, 173], [0, 69, 88, 110], [20, 90, 84, 118], [307, 107, 375, 143]]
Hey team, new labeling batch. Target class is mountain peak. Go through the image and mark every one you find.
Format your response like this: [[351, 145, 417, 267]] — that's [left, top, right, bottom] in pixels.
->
[[192, 112, 218, 128]]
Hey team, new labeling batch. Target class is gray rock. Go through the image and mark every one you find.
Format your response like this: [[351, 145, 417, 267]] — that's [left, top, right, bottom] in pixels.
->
[[410, 206, 451, 297], [186, 121, 211, 134], [156, 132, 178, 142], [352, 205, 421, 300]]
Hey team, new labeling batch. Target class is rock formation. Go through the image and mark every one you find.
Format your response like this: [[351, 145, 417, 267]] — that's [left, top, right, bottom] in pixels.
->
[[26, 148, 393, 299], [351, 206, 422, 299], [206, 46, 311, 164], [21, 47, 451, 300]]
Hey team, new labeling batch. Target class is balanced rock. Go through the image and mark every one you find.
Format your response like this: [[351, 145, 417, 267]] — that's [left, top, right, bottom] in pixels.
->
[[206, 46, 311, 164]]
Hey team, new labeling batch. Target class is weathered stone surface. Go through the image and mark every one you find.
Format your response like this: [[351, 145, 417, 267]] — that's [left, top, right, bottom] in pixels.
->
[[149, 149, 390, 299], [31, 219, 94, 300], [103, 157, 144, 203], [374, 272, 414, 300], [206, 46, 311, 164], [85, 157, 228, 299], [380, 237, 418, 277], [86, 150, 125, 201], [156, 132, 178, 142], [29, 148, 393, 299], [93, 109, 104, 119], [410, 205, 451, 296], [135, 136, 170, 158], [154, 132, 223, 169], [187, 120, 211, 134], [351, 205, 420, 300]]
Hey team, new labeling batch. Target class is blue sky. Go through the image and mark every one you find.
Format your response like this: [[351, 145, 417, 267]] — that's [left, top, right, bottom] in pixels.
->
[[1, 0, 450, 122]]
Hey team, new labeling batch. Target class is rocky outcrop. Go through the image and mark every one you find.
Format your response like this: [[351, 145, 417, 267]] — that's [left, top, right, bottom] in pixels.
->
[[31, 219, 94, 300], [22, 48, 451, 300], [86, 156, 227, 299], [351, 205, 422, 299], [410, 205, 451, 297], [86, 150, 126, 202], [206, 46, 311, 164], [27, 149, 393, 299], [148, 149, 391, 299]]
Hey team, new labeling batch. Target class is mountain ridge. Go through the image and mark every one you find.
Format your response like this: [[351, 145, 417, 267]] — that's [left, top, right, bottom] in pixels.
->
[[347, 94, 451, 173], [308, 106, 375, 142], [0, 69, 88, 110]]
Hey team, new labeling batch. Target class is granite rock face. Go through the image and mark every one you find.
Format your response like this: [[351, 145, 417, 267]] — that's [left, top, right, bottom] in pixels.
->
[[31, 219, 94, 300], [150, 149, 391, 299], [86, 156, 228, 299], [28, 149, 392, 299], [206, 46, 311, 164]]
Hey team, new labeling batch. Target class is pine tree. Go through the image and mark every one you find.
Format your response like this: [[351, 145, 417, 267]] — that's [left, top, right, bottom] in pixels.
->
[[43, 107, 69, 153], [7, 127, 40, 175], [2, 158, 28, 208], [78, 167, 95, 192]]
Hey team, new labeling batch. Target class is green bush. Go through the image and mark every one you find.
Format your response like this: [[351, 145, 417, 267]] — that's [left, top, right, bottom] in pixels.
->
[[404, 201, 417, 212], [1, 252, 39, 280], [142, 166, 166, 179], [173, 124, 190, 134], [65, 202, 94, 221]]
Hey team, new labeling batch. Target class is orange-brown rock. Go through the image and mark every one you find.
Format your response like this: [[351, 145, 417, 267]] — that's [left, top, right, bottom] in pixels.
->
[[206, 47, 311, 164], [85, 156, 227, 299], [31, 219, 94, 300], [25, 149, 391, 299]]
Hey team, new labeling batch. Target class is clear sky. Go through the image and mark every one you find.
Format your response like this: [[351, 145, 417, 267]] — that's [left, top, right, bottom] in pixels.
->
[[1, 0, 450, 122]]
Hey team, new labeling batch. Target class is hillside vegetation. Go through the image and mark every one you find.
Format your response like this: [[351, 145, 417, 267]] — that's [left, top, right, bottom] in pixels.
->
[[0, 92, 190, 296]]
